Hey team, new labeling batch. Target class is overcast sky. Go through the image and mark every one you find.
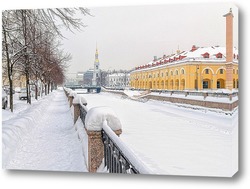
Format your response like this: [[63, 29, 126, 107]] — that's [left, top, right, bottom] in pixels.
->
[[60, 2, 238, 78]]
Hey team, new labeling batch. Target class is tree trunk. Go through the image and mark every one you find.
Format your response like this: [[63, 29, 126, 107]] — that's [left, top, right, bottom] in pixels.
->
[[45, 84, 47, 95], [35, 72, 38, 100], [3, 25, 14, 112], [26, 71, 31, 104]]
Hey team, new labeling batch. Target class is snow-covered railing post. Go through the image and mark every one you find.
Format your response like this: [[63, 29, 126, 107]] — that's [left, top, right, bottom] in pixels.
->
[[63, 87, 70, 98], [72, 96, 88, 125], [85, 107, 123, 173], [68, 92, 74, 107]]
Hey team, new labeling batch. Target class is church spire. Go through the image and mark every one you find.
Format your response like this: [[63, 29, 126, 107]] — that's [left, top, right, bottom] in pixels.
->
[[92, 43, 100, 86], [95, 43, 99, 62]]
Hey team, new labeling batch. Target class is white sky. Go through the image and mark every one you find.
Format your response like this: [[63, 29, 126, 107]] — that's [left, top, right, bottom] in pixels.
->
[[60, 2, 238, 78]]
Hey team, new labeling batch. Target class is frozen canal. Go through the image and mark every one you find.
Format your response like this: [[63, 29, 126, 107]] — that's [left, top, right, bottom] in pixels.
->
[[80, 92, 238, 177]]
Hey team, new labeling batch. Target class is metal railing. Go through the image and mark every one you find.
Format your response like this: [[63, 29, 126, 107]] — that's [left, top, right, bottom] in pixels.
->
[[102, 127, 139, 174], [79, 104, 88, 126], [77, 97, 148, 174]]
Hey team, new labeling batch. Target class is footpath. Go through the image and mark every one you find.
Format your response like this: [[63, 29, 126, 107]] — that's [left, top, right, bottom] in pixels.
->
[[2, 90, 87, 172]]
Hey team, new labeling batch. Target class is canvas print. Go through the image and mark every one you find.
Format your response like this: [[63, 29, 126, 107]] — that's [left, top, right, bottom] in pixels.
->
[[2, 3, 238, 177]]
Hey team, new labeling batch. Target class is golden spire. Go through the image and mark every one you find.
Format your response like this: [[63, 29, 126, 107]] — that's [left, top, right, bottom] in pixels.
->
[[95, 42, 99, 63]]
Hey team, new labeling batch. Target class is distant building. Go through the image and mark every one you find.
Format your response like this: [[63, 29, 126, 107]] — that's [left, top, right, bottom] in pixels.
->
[[83, 69, 94, 86], [106, 72, 130, 89], [64, 78, 78, 86], [76, 72, 84, 85]]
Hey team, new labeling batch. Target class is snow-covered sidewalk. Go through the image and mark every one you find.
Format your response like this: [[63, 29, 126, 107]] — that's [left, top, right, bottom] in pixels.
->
[[2, 90, 87, 172]]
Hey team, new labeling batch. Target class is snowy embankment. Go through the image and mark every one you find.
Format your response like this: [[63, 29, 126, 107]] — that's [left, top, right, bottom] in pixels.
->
[[123, 89, 238, 103], [2, 90, 87, 172], [150, 91, 238, 103]]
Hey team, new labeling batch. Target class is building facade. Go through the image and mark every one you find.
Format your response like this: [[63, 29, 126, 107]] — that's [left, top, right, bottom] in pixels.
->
[[106, 73, 130, 89], [130, 9, 238, 91], [83, 69, 94, 86], [76, 72, 84, 85]]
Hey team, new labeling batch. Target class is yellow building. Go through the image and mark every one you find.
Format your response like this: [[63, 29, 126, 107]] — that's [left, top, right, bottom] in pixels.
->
[[130, 9, 238, 91], [2, 74, 26, 89]]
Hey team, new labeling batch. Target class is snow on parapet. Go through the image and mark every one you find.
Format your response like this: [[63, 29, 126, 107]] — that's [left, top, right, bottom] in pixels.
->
[[69, 91, 77, 98], [73, 95, 87, 106], [85, 106, 122, 131]]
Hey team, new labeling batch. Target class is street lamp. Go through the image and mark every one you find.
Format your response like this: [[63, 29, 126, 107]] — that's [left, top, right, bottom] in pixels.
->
[[196, 65, 199, 90]]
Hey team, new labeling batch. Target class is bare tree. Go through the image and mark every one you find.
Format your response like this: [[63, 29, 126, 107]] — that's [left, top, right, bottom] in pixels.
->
[[2, 7, 90, 110]]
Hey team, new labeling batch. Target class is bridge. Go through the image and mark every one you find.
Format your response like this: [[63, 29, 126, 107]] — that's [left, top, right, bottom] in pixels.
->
[[64, 85, 101, 93]]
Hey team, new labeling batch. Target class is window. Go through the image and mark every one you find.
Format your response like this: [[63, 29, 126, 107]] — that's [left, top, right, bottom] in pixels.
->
[[203, 81, 209, 89], [220, 69, 223, 74], [217, 81, 221, 88], [203, 53, 209, 58], [216, 53, 222, 58], [205, 69, 209, 74], [176, 70, 178, 75], [166, 72, 168, 76], [181, 69, 184, 74]]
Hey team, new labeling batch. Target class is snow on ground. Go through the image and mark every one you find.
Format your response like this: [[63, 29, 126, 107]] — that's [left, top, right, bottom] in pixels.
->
[[80, 92, 238, 177], [2, 90, 87, 172], [2, 89, 238, 176], [123, 89, 141, 97]]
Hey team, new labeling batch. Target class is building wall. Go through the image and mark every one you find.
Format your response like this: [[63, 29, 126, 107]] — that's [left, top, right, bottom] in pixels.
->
[[2, 74, 26, 89], [106, 73, 130, 88], [130, 61, 238, 90]]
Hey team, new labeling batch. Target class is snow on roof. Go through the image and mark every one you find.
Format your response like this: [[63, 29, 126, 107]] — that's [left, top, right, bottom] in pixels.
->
[[133, 46, 239, 72], [184, 46, 238, 59]]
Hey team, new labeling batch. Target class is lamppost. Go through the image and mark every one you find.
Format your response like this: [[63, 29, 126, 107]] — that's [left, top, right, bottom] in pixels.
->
[[196, 65, 199, 90]]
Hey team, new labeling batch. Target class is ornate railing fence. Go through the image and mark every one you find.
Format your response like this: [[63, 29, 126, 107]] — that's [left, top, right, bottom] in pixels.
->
[[79, 104, 88, 126], [102, 126, 139, 174]]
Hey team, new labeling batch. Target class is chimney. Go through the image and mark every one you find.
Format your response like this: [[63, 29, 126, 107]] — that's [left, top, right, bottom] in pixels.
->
[[224, 8, 234, 90], [224, 8, 234, 62], [153, 56, 157, 61]]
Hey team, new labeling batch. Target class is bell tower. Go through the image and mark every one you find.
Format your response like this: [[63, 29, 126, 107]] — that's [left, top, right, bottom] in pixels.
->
[[92, 45, 100, 86]]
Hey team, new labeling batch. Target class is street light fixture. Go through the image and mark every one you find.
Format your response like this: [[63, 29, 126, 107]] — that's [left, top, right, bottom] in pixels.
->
[[196, 65, 199, 91]]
